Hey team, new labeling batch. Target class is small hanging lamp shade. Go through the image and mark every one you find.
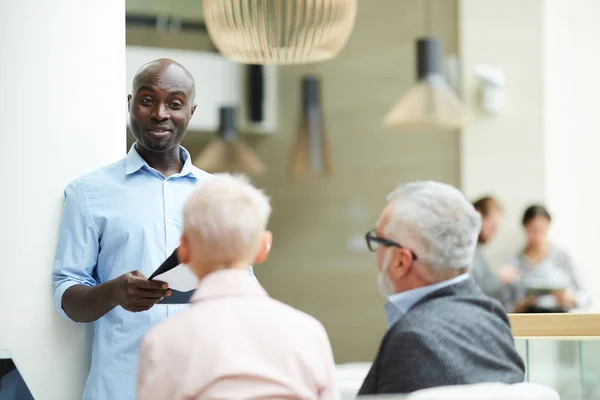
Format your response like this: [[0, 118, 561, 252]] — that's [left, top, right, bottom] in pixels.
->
[[202, 0, 358, 65], [383, 37, 472, 131], [194, 107, 266, 175], [289, 75, 332, 177]]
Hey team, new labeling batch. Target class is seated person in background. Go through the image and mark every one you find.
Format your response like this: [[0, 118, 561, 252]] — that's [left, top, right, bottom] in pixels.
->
[[359, 181, 525, 396], [137, 174, 337, 400], [471, 196, 520, 310], [510, 205, 588, 313]]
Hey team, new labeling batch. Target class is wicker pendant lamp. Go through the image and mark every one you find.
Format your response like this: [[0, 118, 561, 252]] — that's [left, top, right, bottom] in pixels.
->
[[194, 107, 266, 175], [202, 0, 358, 65]]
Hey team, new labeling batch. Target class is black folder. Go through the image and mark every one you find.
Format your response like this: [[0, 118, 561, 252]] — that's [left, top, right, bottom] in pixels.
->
[[149, 248, 195, 304], [149, 248, 180, 280]]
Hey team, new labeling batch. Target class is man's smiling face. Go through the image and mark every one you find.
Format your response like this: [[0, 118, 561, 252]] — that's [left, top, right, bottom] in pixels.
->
[[128, 61, 196, 153]]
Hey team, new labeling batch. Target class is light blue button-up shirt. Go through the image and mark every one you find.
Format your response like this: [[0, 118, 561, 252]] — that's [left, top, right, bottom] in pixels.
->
[[52, 145, 253, 400], [384, 273, 470, 327]]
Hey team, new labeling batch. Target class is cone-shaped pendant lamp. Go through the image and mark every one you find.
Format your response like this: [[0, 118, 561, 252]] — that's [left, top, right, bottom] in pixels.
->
[[202, 0, 358, 65], [383, 37, 472, 131], [289, 76, 332, 177], [194, 107, 266, 175]]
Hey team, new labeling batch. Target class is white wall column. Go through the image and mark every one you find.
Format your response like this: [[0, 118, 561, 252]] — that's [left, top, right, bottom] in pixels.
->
[[459, 0, 545, 263], [0, 1, 125, 399], [543, 0, 600, 310], [460, 0, 600, 310]]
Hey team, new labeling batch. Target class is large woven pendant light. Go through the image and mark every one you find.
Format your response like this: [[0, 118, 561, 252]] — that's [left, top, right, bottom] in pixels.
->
[[194, 106, 266, 175], [289, 75, 332, 176], [202, 0, 358, 65]]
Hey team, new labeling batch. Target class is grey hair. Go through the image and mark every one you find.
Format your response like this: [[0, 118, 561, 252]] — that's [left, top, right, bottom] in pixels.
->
[[384, 181, 482, 276]]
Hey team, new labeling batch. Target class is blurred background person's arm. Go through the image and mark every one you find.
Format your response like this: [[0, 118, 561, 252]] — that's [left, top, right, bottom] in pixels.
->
[[556, 250, 589, 309]]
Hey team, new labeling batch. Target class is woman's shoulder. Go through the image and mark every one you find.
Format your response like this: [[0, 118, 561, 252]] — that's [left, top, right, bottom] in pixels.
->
[[549, 244, 574, 264], [549, 244, 570, 256], [512, 247, 527, 261]]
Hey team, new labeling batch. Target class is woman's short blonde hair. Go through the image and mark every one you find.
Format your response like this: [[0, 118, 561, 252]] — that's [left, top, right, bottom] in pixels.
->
[[182, 173, 271, 265]]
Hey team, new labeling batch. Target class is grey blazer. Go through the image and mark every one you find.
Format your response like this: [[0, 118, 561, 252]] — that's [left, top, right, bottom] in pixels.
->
[[358, 278, 525, 396]]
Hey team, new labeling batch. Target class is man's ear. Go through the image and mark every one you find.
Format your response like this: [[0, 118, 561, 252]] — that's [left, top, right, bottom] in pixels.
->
[[127, 94, 132, 113], [191, 103, 197, 117], [254, 231, 272, 264], [177, 235, 190, 265], [389, 248, 413, 280]]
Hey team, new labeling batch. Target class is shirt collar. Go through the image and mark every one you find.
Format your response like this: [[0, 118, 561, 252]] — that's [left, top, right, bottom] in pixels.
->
[[191, 268, 266, 303], [125, 143, 204, 179], [384, 273, 470, 327]]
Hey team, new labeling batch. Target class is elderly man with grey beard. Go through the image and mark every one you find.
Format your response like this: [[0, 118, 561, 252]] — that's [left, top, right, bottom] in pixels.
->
[[359, 181, 525, 396]]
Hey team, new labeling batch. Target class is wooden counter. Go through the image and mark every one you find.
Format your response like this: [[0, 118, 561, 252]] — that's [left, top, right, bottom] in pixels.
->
[[508, 313, 600, 338]]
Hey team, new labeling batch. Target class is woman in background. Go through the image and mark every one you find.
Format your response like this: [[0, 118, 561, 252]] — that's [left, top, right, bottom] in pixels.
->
[[512, 205, 588, 313]]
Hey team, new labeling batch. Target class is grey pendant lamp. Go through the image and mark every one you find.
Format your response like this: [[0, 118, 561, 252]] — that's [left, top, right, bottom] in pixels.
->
[[289, 75, 332, 177], [194, 106, 266, 175], [383, 2, 471, 131]]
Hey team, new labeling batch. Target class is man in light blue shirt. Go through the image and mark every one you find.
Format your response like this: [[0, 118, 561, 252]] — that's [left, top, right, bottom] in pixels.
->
[[52, 59, 252, 400]]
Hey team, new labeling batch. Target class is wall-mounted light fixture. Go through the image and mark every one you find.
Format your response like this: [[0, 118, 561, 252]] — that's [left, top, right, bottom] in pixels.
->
[[474, 64, 506, 116]]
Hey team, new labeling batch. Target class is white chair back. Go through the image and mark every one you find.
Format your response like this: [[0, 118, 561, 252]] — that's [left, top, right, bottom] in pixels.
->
[[336, 363, 559, 400], [406, 382, 559, 400], [336, 363, 372, 400]]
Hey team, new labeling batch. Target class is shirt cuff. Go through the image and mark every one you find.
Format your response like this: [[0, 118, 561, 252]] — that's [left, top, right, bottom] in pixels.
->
[[54, 281, 81, 322]]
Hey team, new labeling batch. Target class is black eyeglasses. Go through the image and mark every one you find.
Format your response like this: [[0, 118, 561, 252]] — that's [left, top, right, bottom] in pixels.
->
[[364, 229, 418, 260]]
